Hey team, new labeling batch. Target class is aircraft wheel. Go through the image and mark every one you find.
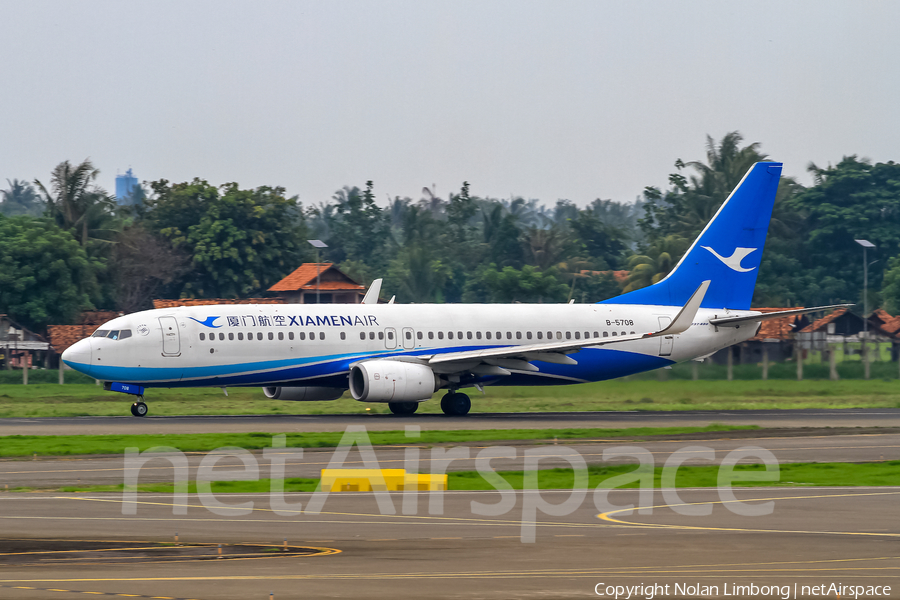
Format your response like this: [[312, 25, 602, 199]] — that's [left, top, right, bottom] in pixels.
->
[[388, 402, 418, 415], [440, 392, 471, 416], [131, 401, 148, 417]]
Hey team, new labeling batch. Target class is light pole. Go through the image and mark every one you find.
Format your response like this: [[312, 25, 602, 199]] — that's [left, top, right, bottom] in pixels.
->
[[308, 240, 328, 304], [855, 239, 876, 379]]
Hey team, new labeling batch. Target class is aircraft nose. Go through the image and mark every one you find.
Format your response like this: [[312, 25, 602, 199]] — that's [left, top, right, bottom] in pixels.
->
[[62, 338, 93, 376]]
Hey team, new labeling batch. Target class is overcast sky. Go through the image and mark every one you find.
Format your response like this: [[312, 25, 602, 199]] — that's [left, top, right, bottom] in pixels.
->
[[2, 0, 898, 207]]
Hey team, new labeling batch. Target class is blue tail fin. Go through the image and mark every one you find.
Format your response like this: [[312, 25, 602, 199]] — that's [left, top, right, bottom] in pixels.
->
[[604, 161, 782, 310]]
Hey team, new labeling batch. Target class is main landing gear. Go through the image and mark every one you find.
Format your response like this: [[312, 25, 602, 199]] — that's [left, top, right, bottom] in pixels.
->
[[130, 398, 148, 417], [388, 402, 419, 415], [440, 392, 471, 417]]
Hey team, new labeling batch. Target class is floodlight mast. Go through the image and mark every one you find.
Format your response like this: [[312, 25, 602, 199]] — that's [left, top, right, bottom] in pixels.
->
[[308, 240, 328, 304], [855, 239, 876, 380]]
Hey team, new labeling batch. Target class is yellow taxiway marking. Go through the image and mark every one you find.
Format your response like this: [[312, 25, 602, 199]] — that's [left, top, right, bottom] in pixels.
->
[[598, 490, 900, 538]]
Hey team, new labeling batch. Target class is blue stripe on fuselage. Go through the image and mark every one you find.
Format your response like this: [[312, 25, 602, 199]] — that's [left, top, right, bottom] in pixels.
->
[[74, 345, 672, 388]]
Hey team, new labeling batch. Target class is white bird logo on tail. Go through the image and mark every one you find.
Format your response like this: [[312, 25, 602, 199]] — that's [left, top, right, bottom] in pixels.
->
[[701, 246, 758, 272]]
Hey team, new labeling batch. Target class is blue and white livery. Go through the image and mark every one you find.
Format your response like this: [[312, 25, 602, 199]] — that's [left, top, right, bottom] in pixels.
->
[[61, 163, 846, 416]]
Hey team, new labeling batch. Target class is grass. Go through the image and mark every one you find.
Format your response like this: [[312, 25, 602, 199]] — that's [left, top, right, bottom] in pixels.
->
[[0, 423, 757, 457], [1, 376, 900, 419], [50, 460, 900, 494]]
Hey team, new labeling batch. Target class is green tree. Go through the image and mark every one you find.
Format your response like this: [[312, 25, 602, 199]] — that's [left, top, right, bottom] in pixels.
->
[[144, 179, 310, 298], [463, 264, 569, 303], [0, 179, 44, 217], [786, 157, 900, 306], [622, 234, 689, 292], [0, 215, 99, 330], [881, 255, 900, 315], [34, 159, 118, 247]]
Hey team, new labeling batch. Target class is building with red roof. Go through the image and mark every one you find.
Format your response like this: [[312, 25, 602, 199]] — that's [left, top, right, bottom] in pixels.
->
[[268, 263, 366, 304]]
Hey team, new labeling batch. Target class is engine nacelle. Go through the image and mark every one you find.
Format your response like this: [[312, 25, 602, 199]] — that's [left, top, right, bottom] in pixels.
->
[[349, 360, 439, 402], [262, 386, 344, 401]]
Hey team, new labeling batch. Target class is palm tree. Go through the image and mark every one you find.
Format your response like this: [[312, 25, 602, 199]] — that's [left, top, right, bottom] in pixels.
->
[[34, 159, 117, 246], [0, 179, 44, 216], [622, 235, 690, 292]]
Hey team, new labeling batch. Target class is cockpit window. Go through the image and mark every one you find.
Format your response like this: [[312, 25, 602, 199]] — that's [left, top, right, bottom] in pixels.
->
[[91, 329, 132, 340]]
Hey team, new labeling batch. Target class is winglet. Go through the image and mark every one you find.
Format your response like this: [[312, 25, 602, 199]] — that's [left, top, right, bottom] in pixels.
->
[[362, 279, 383, 305], [645, 280, 710, 338]]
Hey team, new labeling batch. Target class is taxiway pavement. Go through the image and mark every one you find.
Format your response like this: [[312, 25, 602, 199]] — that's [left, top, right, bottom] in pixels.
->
[[0, 488, 897, 599], [1, 408, 899, 436]]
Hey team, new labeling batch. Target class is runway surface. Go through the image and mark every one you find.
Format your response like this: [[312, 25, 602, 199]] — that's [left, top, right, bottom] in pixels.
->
[[2, 432, 898, 489], [2, 408, 900, 436], [0, 488, 897, 599]]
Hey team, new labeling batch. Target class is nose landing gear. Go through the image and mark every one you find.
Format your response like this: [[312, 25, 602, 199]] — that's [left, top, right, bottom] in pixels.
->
[[130, 399, 148, 417]]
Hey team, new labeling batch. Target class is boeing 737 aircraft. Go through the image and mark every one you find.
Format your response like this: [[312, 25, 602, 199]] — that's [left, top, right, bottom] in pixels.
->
[[62, 162, 846, 417]]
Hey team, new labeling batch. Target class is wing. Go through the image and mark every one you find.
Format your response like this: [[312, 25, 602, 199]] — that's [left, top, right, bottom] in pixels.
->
[[419, 280, 710, 375], [708, 304, 852, 328]]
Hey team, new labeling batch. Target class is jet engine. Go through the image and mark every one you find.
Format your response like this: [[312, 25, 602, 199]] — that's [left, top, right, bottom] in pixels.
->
[[349, 360, 440, 402], [262, 386, 344, 401]]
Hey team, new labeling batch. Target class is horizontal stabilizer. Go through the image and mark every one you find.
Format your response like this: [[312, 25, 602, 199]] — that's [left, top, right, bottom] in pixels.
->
[[708, 304, 852, 328]]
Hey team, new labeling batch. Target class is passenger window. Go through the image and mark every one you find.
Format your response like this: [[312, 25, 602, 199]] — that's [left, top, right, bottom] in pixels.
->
[[603, 331, 608, 338], [268, 332, 273, 341], [119, 330, 132, 340], [340, 332, 346, 340], [556, 331, 562, 340], [319, 332, 325, 340], [476, 331, 482, 340], [612, 332, 617, 337], [257, 332, 263, 340], [278, 332, 284, 340], [526, 331, 532, 340], [378, 332, 384, 340], [387, 331, 394, 340], [369, 332, 375, 340], [238, 332, 244, 340], [299, 332, 306, 341], [630, 331, 635, 335], [485, 331, 492, 340], [220, 333, 226, 341], [417, 331, 423, 340], [92, 330, 110, 338], [594, 332, 599, 338], [547, 331, 552, 339], [360, 332, 366, 340], [537, 331, 543, 340], [199, 333, 206, 341], [229, 332, 235, 340], [566, 332, 572, 340], [621, 331, 626, 336], [467, 331, 472, 340], [516, 331, 522, 340], [574, 332, 581, 340], [584, 331, 589, 339], [428, 331, 434, 340], [309, 331, 315, 340], [448, 332, 454, 340], [405, 331, 411, 340], [506, 332, 512, 340], [458, 331, 463, 339], [438, 332, 444, 340], [288, 332, 294, 340]]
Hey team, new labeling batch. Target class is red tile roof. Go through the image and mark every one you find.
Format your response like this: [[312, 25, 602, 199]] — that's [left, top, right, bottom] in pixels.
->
[[747, 308, 806, 341], [152, 298, 285, 309], [268, 263, 364, 293], [48, 324, 101, 353], [799, 307, 850, 334]]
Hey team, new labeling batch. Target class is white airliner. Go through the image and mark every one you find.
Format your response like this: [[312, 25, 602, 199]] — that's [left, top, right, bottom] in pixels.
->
[[62, 162, 845, 417]]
